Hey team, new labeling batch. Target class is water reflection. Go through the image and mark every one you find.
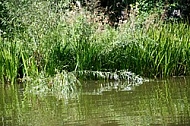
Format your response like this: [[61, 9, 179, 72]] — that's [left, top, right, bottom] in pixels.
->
[[0, 77, 190, 126]]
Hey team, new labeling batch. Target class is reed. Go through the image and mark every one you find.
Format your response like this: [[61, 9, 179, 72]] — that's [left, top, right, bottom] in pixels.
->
[[0, 38, 20, 84], [1, 0, 190, 87]]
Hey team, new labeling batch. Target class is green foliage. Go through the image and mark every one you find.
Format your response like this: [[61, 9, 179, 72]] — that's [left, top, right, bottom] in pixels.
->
[[0, 0, 190, 87], [0, 39, 19, 84]]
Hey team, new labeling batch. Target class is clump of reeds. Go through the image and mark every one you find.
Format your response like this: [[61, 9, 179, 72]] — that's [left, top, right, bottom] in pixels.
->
[[1, 0, 190, 96], [0, 38, 21, 84], [26, 70, 81, 99]]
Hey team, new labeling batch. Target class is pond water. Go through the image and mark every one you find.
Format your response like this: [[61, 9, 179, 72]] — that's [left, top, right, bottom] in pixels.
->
[[0, 77, 190, 126]]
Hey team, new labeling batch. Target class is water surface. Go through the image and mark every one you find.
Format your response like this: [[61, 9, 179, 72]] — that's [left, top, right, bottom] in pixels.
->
[[0, 77, 190, 126]]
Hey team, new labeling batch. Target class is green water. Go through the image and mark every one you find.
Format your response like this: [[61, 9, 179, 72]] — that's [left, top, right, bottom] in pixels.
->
[[0, 77, 190, 126]]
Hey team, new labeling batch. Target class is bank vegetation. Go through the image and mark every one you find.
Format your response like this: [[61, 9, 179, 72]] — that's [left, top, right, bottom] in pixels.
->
[[0, 0, 190, 92]]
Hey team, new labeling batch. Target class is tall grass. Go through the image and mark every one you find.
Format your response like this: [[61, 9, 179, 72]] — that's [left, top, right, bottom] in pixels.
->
[[1, 0, 190, 87], [0, 38, 20, 84], [144, 22, 190, 77]]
